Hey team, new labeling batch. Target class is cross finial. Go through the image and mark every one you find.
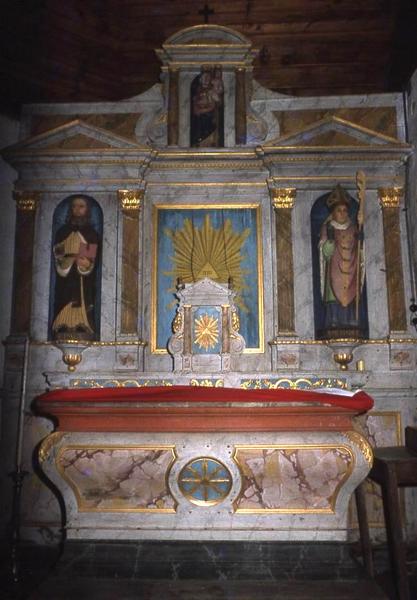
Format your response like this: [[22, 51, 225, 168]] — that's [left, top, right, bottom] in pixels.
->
[[198, 3, 214, 24]]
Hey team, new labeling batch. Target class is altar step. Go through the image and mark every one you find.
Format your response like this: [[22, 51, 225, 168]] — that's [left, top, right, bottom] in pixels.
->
[[29, 578, 388, 599], [2, 540, 415, 599]]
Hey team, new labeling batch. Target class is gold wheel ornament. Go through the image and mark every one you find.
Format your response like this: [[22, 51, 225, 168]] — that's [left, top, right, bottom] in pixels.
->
[[178, 457, 233, 506]]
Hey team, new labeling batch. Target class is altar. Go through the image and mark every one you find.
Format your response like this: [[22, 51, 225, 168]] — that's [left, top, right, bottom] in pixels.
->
[[1, 24, 416, 546], [35, 385, 373, 541]]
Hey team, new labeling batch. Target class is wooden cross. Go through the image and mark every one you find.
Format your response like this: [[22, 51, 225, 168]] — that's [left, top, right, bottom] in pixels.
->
[[199, 3, 214, 24]]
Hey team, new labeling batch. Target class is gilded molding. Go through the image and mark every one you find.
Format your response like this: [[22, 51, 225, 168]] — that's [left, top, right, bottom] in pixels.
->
[[151, 161, 262, 170], [269, 337, 417, 345], [118, 189, 144, 211], [13, 190, 40, 211], [70, 379, 173, 388], [32, 339, 147, 347], [38, 432, 65, 463], [240, 378, 348, 390], [344, 431, 373, 468], [271, 188, 296, 209], [378, 187, 403, 208], [190, 379, 224, 387]]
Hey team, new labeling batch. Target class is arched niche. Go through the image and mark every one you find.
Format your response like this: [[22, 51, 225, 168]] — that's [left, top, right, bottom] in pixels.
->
[[48, 194, 103, 341], [310, 187, 369, 340]]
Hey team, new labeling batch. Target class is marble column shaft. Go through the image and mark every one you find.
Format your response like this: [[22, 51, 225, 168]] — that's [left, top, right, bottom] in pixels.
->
[[222, 306, 230, 353], [378, 188, 407, 332], [183, 305, 192, 354], [273, 189, 296, 334], [168, 68, 179, 146], [11, 191, 39, 334], [235, 67, 247, 145], [119, 191, 142, 334]]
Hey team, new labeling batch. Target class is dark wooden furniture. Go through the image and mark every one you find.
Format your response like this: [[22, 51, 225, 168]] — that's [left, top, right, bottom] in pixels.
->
[[355, 426, 417, 600]]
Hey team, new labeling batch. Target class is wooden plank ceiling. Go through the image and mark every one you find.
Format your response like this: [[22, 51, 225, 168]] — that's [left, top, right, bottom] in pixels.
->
[[1, 0, 417, 113]]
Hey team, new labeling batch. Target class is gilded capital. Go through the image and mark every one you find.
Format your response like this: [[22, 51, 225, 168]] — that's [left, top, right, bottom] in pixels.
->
[[271, 188, 296, 210], [378, 187, 403, 209], [118, 189, 143, 211], [13, 191, 40, 211]]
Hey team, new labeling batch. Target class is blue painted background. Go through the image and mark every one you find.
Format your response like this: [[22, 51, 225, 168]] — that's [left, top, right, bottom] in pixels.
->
[[156, 207, 260, 350]]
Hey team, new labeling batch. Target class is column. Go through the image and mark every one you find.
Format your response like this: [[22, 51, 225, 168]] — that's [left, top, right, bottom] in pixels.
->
[[271, 188, 296, 335], [167, 67, 179, 146], [235, 67, 247, 145], [221, 305, 230, 353], [11, 191, 40, 334], [378, 187, 407, 332], [118, 190, 143, 334]]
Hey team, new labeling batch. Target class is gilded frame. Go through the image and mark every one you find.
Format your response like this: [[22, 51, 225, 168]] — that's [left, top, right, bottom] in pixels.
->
[[151, 203, 264, 354]]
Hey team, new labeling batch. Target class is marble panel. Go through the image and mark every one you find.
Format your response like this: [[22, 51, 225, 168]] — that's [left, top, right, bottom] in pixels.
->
[[30, 113, 142, 141], [272, 107, 398, 139], [234, 446, 353, 511], [58, 446, 176, 511]]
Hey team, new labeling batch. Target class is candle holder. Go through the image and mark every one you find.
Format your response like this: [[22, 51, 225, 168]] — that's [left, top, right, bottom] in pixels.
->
[[325, 338, 362, 371], [53, 340, 90, 372]]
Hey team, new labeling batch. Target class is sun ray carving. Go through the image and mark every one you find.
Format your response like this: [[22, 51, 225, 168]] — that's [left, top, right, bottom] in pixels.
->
[[164, 215, 251, 311], [194, 313, 219, 351]]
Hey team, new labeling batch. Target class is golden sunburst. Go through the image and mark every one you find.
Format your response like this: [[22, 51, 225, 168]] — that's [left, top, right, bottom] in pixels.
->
[[164, 215, 250, 310], [194, 313, 219, 351]]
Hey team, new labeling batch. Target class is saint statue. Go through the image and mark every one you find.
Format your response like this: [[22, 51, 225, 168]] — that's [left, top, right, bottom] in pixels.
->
[[190, 66, 224, 147], [51, 196, 100, 341], [316, 185, 367, 339]]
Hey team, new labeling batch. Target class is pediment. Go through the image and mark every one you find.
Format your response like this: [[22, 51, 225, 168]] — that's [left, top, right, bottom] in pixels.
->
[[179, 278, 232, 305], [4, 119, 142, 154], [157, 25, 256, 65], [272, 116, 406, 148], [164, 25, 251, 47]]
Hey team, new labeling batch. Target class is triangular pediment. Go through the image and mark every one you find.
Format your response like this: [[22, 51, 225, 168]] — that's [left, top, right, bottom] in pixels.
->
[[179, 278, 232, 305], [4, 119, 142, 154], [272, 116, 406, 148]]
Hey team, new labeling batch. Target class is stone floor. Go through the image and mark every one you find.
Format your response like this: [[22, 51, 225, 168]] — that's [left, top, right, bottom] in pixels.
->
[[1, 540, 415, 599]]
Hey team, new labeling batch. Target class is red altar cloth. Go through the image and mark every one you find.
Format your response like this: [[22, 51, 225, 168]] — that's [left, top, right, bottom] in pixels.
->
[[34, 386, 373, 433]]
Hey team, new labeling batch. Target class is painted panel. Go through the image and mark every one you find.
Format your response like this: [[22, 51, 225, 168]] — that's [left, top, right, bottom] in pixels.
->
[[152, 205, 263, 352]]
